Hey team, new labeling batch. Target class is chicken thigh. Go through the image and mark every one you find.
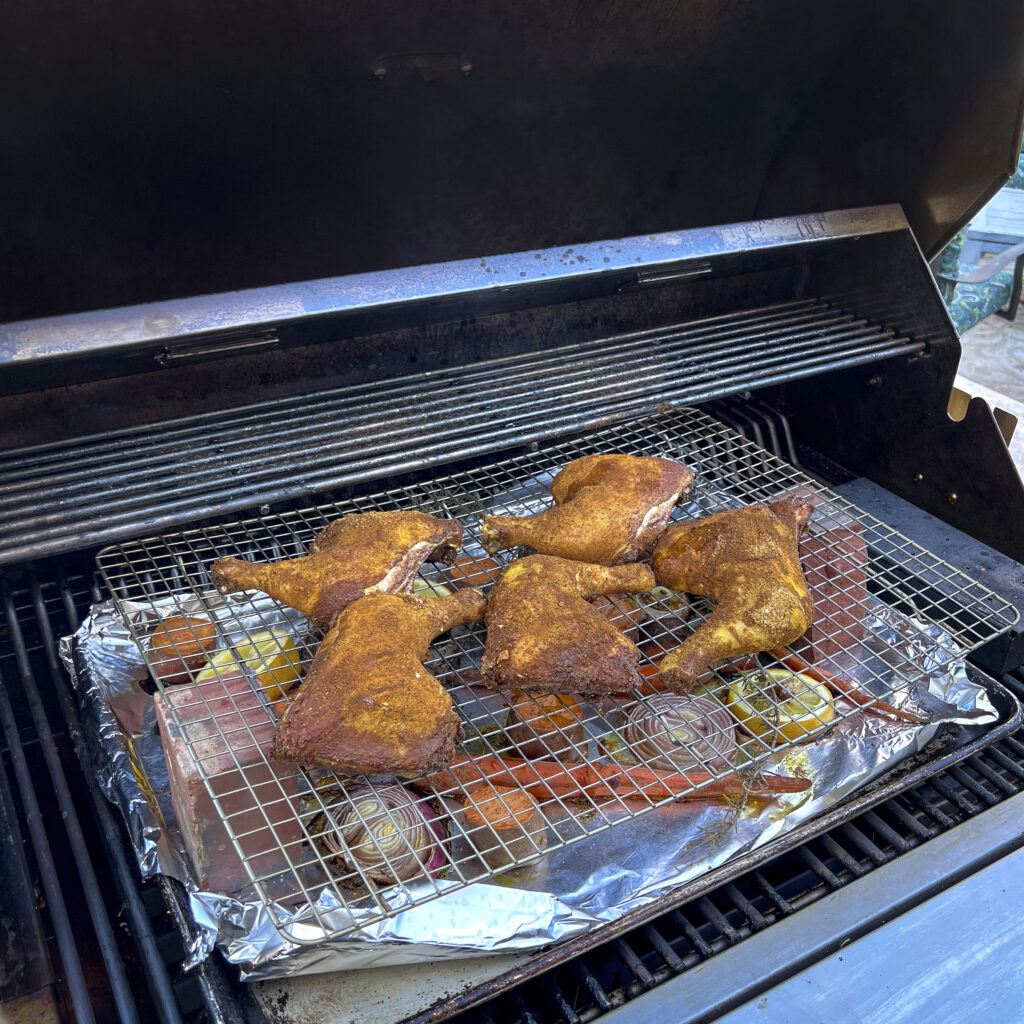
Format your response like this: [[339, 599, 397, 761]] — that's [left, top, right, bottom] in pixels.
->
[[651, 496, 814, 691], [481, 454, 694, 565], [482, 554, 655, 695], [210, 511, 463, 629], [270, 588, 486, 776]]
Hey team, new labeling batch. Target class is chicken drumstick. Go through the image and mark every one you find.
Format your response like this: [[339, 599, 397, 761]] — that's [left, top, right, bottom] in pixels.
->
[[270, 588, 487, 776], [210, 510, 462, 629], [482, 554, 656, 695], [652, 496, 814, 692], [481, 454, 694, 565]]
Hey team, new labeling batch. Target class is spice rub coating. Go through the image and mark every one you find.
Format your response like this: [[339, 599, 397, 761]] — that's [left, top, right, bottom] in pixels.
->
[[481, 554, 655, 696], [269, 588, 486, 776], [210, 510, 463, 630], [652, 497, 814, 692], [481, 454, 694, 565]]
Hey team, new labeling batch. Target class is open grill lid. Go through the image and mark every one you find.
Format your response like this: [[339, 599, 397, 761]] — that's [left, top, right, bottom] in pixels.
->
[[3, 1, 1024, 323]]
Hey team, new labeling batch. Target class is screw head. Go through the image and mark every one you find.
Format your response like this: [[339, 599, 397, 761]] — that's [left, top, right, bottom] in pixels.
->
[[373, 66, 387, 79], [460, 62, 473, 75], [914, 473, 924, 482], [948, 492, 958, 503], [868, 374, 884, 388]]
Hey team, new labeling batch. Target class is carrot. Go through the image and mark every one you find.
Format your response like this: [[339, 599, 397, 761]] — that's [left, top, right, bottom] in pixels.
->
[[420, 753, 810, 805], [769, 649, 928, 725]]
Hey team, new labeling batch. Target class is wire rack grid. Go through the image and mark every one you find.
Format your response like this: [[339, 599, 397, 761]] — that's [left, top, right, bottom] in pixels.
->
[[95, 406, 1018, 943]]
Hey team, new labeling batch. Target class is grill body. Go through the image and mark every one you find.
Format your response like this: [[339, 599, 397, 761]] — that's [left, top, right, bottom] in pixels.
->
[[3, 202, 1024, 1024]]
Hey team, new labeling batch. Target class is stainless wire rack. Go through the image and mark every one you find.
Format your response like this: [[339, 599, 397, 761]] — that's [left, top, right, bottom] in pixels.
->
[[95, 407, 1018, 943]]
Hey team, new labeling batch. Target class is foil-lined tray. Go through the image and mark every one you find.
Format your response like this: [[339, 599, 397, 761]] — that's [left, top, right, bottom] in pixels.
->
[[64, 409, 1019, 979], [63, 594, 1014, 980], [90, 409, 1019, 952]]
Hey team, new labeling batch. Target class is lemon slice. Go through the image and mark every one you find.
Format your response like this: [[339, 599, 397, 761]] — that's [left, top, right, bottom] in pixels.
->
[[412, 578, 453, 599], [196, 630, 302, 701], [727, 668, 835, 744]]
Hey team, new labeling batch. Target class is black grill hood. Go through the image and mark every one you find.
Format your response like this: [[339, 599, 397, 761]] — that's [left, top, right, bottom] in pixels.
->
[[3, 0, 1024, 322]]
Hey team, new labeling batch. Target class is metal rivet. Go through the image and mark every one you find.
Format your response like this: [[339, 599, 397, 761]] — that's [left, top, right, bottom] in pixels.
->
[[948, 492, 958, 503], [868, 374, 884, 388], [914, 473, 924, 482], [460, 62, 473, 75], [373, 66, 387, 79]]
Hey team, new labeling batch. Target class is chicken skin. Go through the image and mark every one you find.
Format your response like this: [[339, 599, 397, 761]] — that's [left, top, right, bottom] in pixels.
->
[[270, 588, 486, 776], [209, 511, 463, 630], [482, 555, 656, 696], [481, 454, 695, 565], [651, 497, 814, 692]]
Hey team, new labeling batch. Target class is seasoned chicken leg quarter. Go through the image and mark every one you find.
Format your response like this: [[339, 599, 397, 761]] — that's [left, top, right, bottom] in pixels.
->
[[209, 510, 462, 629], [482, 554, 656, 696], [652, 497, 814, 692], [481, 454, 694, 565], [270, 588, 486, 776]]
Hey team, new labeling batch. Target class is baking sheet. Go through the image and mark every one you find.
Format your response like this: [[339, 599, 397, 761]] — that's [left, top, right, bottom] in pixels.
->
[[62, 590, 998, 980]]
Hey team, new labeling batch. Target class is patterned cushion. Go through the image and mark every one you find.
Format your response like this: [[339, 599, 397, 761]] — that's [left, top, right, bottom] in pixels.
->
[[933, 138, 1023, 332], [943, 269, 1013, 334]]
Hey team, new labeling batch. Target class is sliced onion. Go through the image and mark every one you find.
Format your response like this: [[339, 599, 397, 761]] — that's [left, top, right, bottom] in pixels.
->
[[310, 784, 445, 884], [622, 694, 736, 772]]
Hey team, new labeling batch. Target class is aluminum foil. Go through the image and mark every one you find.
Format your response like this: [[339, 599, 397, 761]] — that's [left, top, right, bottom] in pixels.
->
[[60, 593, 997, 981]]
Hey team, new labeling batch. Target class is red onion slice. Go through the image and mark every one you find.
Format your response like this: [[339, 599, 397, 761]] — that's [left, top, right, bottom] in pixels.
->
[[622, 694, 736, 772], [310, 784, 445, 884]]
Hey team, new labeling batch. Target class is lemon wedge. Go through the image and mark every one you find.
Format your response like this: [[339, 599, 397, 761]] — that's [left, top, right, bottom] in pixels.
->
[[727, 667, 835, 744], [412, 578, 453, 599], [196, 630, 302, 701]]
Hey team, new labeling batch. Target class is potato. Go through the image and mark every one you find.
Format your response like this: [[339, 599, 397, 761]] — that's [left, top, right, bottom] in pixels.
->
[[505, 691, 587, 760], [146, 615, 217, 685]]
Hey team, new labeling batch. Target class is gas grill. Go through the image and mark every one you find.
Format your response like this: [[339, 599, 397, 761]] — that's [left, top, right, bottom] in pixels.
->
[[4, 3, 1024, 1022]]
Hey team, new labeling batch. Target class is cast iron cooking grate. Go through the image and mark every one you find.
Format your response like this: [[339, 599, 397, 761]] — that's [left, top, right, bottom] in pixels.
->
[[93, 407, 1017, 945]]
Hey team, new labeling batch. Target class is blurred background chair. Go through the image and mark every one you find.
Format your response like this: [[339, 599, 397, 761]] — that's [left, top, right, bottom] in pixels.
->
[[933, 142, 1024, 334]]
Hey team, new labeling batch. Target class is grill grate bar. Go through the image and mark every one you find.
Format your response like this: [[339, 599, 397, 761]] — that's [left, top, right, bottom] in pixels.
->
[[0, 671, 99, 1024], [752, 870, 792, 915], [904, 786, 956, 830], [0, 299, 924, 564], [643, 923, 686, 974], [42, 575, 190, 1024], [574, 961, 613, 1012], [882, 796, 936, 840], [859, 808, 910, 854], [551, 983, 583, 1024], [723, 883, 768, 931], [986, 743, 1024, 781], [613, 938, 655, 989], [838, 821, 891, 865], [928, 773, 981, 816], [819, 834, 867, 877], [798, 845, 843, 889], [0, 302, 827, 480], [670, 909, 713, 958], [2, 583, 143, 1024], [696, 897, 740, 944], [949, 764, 1001, 805]]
